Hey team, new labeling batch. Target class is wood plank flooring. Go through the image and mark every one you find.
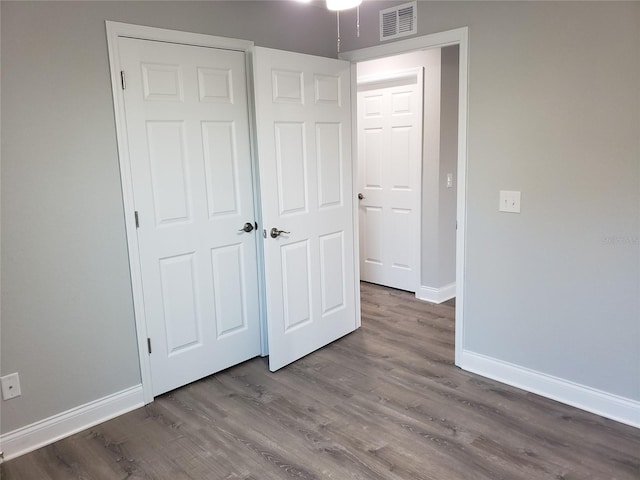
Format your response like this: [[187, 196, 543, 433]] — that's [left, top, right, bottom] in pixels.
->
[[3, 282, 639, 479]]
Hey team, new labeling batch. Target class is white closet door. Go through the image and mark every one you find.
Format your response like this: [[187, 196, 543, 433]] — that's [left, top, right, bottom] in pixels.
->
[[253, 47, 358, 371], [119, 37, 261, 395], [357, 71, 423, 292]]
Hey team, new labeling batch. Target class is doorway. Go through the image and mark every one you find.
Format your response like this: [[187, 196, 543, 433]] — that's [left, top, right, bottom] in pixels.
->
[[340, 27, 469, 366], [355, 46, 460, 303]]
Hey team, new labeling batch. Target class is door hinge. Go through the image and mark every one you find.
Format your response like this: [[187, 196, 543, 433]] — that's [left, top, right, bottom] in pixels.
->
[[120, 70, 126, 90], [135, 211, 140, 228], [147, 338, 152, 354]]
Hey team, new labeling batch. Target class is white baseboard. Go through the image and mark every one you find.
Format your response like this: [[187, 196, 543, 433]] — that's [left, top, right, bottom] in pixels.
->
[[416, 282, 456, 304], [461, 350, 640, 429], [0, 384, 144, 461]]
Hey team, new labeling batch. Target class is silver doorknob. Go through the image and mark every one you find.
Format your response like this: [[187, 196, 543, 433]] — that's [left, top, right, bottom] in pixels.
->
[[358, 193, 365, 200], [238, 222, 254, 233], [270, 227, 290, 239]]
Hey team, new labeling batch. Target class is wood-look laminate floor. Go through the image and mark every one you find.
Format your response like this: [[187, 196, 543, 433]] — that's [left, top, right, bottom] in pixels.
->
[[3, 282, 639, 479]]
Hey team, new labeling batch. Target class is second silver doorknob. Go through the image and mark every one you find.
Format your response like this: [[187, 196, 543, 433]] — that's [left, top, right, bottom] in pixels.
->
[[270, 227, 290, 238]]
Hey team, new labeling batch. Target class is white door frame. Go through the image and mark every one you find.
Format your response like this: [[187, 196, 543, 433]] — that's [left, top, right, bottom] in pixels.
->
[[357, 66, 424, 294], [105, 21, 266, 403], [340, 27, 469, 367]]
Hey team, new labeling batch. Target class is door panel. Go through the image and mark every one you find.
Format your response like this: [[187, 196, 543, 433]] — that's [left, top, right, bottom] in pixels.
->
[[119, 37, 261, 396], [319, 231, 346, 314], [159, 253, 200, 354], [275, 122, 308, 214], [147, 121, 190, 224], [358, 71, 423, 292], [211, 243, 249, 337], [316, 123, 343, 208], [281, 240, 313, 331], [202, 122, 241, 216], [254, 47, 358, 371]]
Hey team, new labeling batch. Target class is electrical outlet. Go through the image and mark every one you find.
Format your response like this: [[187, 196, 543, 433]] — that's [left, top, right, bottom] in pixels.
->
[[499, 190, 521, 213], [1, 373, 22, 400], [446, 173, 453, 188]]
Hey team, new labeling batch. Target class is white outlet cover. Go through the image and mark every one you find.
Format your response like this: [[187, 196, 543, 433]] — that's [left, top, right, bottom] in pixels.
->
[[499, 190, 521, 213], [1, 372, 22, 400]]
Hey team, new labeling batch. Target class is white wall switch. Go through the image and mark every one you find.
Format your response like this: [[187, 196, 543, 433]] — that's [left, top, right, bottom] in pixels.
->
[[446, 173, 453, 188], [499, 190, 521, 213], [1, 373, 22, 400]]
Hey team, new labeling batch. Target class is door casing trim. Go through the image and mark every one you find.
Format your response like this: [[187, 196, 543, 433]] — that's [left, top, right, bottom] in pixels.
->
[[340, 27, 469, 367], [105, 21, 262, 404]]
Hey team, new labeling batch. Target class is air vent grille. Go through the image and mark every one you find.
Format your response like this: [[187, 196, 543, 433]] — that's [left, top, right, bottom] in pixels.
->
[[381, 11, 397, 38], [380, 1, 417, 41]]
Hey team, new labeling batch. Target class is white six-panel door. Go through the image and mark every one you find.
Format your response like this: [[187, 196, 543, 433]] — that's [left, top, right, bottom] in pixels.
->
[[357, 70, 423, 292], [253, 47, 358, 371], [119, 37, 261, 395]]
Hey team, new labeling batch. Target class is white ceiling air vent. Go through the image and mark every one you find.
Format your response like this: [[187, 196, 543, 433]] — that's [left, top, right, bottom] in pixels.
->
[[380, 1, 417, 41]]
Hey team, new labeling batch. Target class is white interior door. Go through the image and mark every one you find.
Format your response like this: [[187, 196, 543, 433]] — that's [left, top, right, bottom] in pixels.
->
[[357, 70, 423, 292], [253, 47, 358, 371], [119, 37, 261, 396]]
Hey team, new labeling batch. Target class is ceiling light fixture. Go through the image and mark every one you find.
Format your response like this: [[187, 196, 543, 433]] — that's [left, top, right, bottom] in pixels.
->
[[326, 0, 362, 11]]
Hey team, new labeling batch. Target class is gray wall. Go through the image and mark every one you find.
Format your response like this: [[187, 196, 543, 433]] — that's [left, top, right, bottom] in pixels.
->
[[357, 47, 459, 290], [1, 1, 337, 434], [342, 1, 640, 400], [438, 46, 459, 287]]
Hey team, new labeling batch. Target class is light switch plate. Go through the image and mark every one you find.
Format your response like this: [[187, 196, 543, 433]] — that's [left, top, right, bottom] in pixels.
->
[[499, 190, 521, 213], [1, 373, 21, 400], [446, 173, 453, 188]]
